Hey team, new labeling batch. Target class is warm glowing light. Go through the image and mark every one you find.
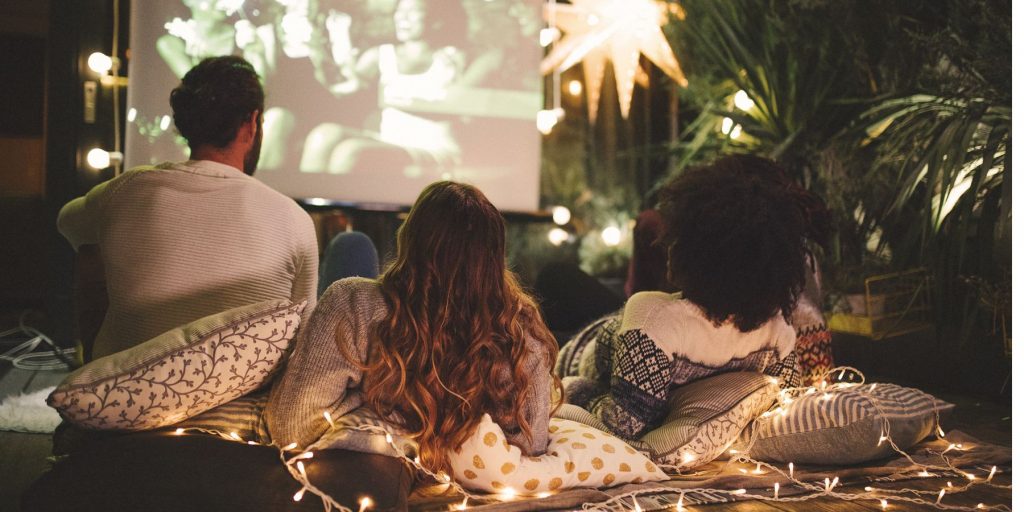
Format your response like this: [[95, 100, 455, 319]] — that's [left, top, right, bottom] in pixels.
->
[[298, 451, 314, 459], [947, 482, 954, 488], [937, 489, 946, 504], [880, 499, 888, 510], [937, 426, 945, 437], [127, 108, 137, 122], [733, 90, 754, 111], [88, 52, 113, 74], [865, 486, 874, 492], [358, 496, 373, 512], [721, 117, 734, 135], [870, 383, 878, 392], [754, 463, 764, 474], [878, 435, 888, 446], [682, 452, 695, 464], [500, 487, 517, 501], [601, 226, 622, 246], [732, 489, 746, 495], [297, 461, 306, 477], [293, 488, 306, 502], [385, 433, 393, 444], [548, 228, 570, 246], [632, 496, 642, 512], [536, 108, 565, 134], [773, 483, 779, 500], [987, 466, 997, 481], [247, 441, 257, 445], [788, 462, 794, 479], [919, 470, 931, 477], [568, 80, 583, 96], [323, 411, 335, 427], [86, 148, 111, 169], [966, 473, 976, 480], [160, 115, 172, 131], [441, 472, 451, 482], [455, 497, 469, 510], [676, 493, 685, 511], [229, 431, 241, 441], [537, 492, 552, 499], [174, 428, 184, 435], [283, 442, 298, 451], [539, 27, 560, 47], [552, 205, 572, 225], [977, 504, 986, 509]]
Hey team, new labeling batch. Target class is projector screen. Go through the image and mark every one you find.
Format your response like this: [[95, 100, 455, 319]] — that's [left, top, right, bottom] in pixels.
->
[[126, 0, 543, 211]]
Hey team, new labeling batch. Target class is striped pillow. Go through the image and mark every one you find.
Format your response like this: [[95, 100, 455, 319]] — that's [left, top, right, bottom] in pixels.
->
[[167, 390, 272, 444], [748, 383, 953, 465], [557, 372, 779, 469]]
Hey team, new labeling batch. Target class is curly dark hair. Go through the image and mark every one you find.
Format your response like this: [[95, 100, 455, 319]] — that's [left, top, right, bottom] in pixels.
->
[[657, 155, 817, 332], [169, 56, 264, 150]]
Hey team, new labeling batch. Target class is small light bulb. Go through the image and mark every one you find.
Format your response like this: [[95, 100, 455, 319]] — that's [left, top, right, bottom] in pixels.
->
[[358, 496, 373, 512], [551, 206, 571, 225], [323, 411, 334, 427], [297, 461, 306, 477], [732, 489, 746, 495], [455, 497, 468, 510], [385, 433, 393, 444], [788, 463, 794, 478], [677, 493, 685, 511], [987, 466, 997, 481], [567, 80, 583, 96], [174, 428, 184, 435], [229, 431, 241, 441], [293, 488, 305, 502], [937, 489, 946, 504], [88, 52, 113, 74], [601, 226, 622, 246], [500, 487, 517, 501], [86, 148, 111, 169], [733, 90, 755, 111], [536, 108, 564, 135], [548, 228, 570, 246], [298, 451, 314, 459], [632, 496, 642, 512], [880, 499, 888, 509]]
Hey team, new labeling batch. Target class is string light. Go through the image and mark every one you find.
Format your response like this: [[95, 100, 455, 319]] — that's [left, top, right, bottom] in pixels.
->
[[292, 488, 305, 502], [773, 483, 779, 500], [324, 411, 335, 428], [676, 493, 685, 511], [789, 463, 794, 479], [937, 489, 946, 504], [297, 451, 314, 459], [358, 496, 373, 512], [881, 498, 888, 509], [174, 428, 184, 435], [229, 431, 241, 441], [987, 466, 997, 481], [500, 488, 517, 501], [282, 442, 297, 451], [297, 461, 306, 478]]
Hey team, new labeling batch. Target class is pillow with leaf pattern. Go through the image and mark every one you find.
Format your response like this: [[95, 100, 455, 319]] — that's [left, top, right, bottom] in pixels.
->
[[48, 299, 305, 431]]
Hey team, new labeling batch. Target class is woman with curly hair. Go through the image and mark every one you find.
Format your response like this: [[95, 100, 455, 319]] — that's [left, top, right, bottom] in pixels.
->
[[266, 181, 560, 475], [557, 155, 826, 440]]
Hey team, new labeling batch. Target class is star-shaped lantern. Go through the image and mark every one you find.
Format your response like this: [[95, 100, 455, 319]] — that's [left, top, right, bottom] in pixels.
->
[[541, 0, 687, 120]]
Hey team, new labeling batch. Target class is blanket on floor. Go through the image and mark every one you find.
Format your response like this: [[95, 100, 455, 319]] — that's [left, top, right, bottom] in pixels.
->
[[408, 430, 1011, 511]]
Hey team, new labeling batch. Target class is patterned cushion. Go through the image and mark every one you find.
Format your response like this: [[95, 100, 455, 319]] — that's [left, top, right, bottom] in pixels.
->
[[747, 383, 953, 465], [450, 414, 667, 493], [48, 299, 305, 431], [556, 371, 778, 469]]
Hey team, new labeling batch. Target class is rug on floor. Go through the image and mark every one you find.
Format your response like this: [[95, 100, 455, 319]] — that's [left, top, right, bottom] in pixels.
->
[[0, 386, 60, 433]]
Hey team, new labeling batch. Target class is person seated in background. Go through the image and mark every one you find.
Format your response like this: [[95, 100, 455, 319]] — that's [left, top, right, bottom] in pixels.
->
[[57, 56, 318, 361], [556, 155, 829, 440], [266, 181, 560, 475]]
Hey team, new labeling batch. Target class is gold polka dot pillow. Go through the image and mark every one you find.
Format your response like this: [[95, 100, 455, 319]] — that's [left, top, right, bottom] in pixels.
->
[[450, 414, 667, 494], [48, 299, 305, 431]]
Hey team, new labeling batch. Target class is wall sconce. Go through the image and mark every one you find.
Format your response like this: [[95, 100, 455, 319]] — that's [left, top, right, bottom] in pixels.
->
[[86, 148, 124, 169]]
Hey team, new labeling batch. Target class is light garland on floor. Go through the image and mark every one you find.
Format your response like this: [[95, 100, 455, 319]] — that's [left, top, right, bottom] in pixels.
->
[[166, 365, 1009, 511]]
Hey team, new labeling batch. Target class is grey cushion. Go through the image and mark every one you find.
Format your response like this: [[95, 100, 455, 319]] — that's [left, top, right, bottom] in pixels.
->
[[556, 371, 778, 467], [747, 383, 954, 465]]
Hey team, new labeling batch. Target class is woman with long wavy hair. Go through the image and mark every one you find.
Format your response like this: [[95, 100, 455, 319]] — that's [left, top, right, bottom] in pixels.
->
[[267, 181, 560, 475]]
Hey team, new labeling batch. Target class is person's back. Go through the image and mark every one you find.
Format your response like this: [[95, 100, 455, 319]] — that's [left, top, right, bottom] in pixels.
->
[[61, 160, 315, 358], [58, 56, 317, 359]]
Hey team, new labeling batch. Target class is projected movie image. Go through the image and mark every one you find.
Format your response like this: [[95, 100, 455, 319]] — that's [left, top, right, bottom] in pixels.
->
[[126, 0, 543, 211]]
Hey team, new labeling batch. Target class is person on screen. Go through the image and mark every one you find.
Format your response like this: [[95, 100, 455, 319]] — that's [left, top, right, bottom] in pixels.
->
[[267, 181, 560, 476], [58, 56, 318, 360], [300, 0, 492, 178]]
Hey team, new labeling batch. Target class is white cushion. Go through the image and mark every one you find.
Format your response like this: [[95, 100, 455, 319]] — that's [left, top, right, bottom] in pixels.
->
[[48, 299, 305, 431]]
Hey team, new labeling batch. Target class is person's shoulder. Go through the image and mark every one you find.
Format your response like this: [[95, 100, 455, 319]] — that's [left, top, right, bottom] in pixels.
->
[[621, 291, 709, 335], [84, 164, 163, 200], [321, 277, 382, 304]]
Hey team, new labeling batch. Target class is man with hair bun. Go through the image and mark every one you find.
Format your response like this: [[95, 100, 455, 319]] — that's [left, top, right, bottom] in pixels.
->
[[58, 56, 317, 360]]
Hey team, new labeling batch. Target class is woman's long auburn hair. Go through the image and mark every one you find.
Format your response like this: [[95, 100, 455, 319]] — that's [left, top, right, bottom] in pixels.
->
[[354, 181, 560, 475]]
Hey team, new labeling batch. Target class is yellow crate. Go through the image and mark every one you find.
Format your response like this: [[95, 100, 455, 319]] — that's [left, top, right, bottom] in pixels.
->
[[827, 268, 933, 340]]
